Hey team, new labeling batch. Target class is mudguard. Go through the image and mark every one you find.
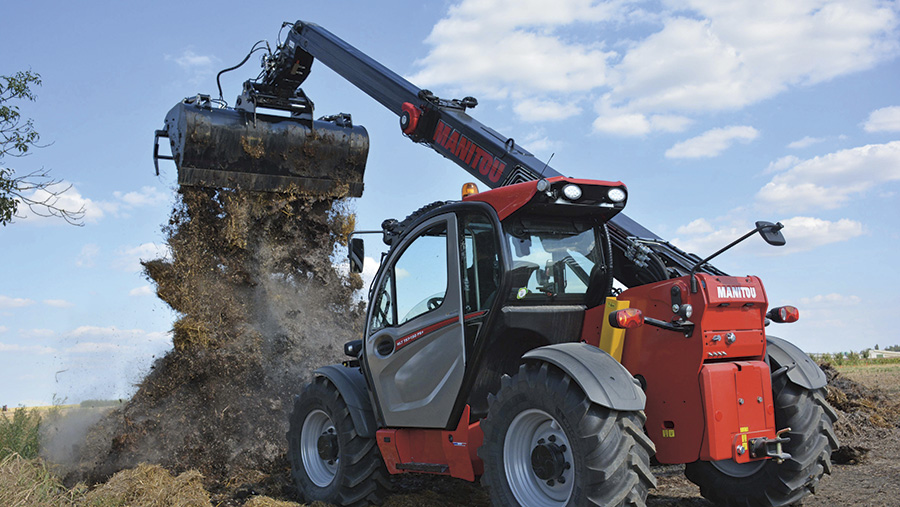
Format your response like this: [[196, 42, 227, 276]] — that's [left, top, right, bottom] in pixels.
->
[[523, 342, 646, 411], [313, 364, 378, 438], [766, 335, 827, 390]]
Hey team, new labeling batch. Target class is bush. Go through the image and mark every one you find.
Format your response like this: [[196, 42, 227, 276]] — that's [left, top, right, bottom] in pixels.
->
[[0, 408, 41, 459]]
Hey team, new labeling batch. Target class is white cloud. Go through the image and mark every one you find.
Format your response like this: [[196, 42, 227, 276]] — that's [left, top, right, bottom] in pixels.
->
[[22, 329, 55, 339], [129, 285, 154, 297], [798, 293, 862, 306], [863, 105, 900, 132], [66, 342, 124, 354], [15, 183, 104, 225], [0, 326, 6, 333], [43, 299, 74, 308], [610, 1, 898, 115], [763, 155, 801, 174], [76, 243, 100, 268], [166, 49, 218, 85], [513, 98, 582, 122], [671, 222, 748, 256], [0, 342, 56, 354], [17, 184, 169, 226], [676, 218, 714, 235], [672, 216, 864, 255], [0, 295, 35, 308], [412, 0, 899, 137], [787, 136, 825, 149], [171, 50, 214, 70], [777, 216, 865, 253], [68, 325, 168, 343], [409, 0, 623, 98], [592, 106, 692, 136], [112, 186, 168, 208], [114, 243, 170, 272], [757, 140, 900, 212], [665, 125, 759, 158]]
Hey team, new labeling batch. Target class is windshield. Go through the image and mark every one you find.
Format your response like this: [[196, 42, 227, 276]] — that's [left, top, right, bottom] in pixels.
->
[[505, 219, 601, 301]]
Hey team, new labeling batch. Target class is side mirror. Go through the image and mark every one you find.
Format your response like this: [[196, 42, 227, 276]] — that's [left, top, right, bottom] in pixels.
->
[[349, 237, 365, 274], [756, 221, 785, 247]]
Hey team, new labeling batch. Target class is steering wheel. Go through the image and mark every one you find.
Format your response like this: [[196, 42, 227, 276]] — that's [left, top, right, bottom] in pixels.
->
[[427, 296, 444, 310]]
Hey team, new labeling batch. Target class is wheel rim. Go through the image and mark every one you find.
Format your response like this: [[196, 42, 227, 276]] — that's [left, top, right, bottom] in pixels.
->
[[710, 457, 766, 478], [504, 408, 574, 506], [301, 409, 338, 487]]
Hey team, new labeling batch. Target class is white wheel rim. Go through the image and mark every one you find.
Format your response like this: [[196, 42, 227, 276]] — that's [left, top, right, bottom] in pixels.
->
[[301, 409, 338, 487], [503, 408, 574, 506]]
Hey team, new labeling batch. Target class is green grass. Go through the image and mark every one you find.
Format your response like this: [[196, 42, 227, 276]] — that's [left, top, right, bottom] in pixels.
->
[[812, 354, 900, 367], [0, 408, 42, 459]]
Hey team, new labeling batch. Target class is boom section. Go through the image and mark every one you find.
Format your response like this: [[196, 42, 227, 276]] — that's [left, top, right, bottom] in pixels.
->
[[272, 20, 726, 284]]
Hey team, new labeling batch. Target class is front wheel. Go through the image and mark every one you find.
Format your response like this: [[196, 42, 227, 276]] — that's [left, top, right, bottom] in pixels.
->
[[479, 362, 656, 506], [287, 376, 390, 506], [684, 366, 839, 506]]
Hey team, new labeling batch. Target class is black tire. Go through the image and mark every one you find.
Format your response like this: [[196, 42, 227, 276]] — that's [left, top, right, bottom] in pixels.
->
[[684, 361, 839, 507], [479, 362, 657, 507], [287, 376, 390, 506]]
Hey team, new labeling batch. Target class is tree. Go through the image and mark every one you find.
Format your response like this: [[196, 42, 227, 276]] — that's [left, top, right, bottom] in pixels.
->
[[1, 70, 83, 226]]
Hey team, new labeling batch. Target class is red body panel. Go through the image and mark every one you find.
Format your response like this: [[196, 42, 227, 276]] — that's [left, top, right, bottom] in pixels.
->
[[580, 304, 606, 348], [376, 405, 484, 481], [699, 361, 776, 461], [618, 273, 775, 464], [464, 176, 625, 220]]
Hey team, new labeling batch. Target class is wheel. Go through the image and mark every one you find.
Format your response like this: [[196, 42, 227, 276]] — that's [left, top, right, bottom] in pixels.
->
[[287, 376, 390, 506], [684, 360, 839, 506], [479, 362, 656, 506]]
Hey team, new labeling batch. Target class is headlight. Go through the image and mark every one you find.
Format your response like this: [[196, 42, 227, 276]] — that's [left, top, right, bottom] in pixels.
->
[[562, 184, 582, 201], [608, 187, 626, 202]]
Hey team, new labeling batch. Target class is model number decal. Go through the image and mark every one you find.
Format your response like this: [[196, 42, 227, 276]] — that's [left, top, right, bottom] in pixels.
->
[[395, 316, 458, 351]]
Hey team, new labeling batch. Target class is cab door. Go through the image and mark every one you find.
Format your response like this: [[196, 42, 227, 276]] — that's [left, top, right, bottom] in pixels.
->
[[365, 214, 464, 428]]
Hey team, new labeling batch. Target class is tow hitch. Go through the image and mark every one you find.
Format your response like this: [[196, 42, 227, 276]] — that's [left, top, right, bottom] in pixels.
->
[[750, 427, 792, 463]]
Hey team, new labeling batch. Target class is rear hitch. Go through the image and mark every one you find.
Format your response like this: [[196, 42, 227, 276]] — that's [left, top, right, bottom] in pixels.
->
[[750, 427, 792, 463]]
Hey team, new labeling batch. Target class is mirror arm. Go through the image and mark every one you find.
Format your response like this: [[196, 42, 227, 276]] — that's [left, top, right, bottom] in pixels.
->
[[689, 228, 758, 293], [688, 222, 783, 293]]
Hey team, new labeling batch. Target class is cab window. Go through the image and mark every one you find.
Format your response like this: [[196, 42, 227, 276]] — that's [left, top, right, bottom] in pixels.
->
[[460, 213, 500, 313], [369, 222, 449, 333]]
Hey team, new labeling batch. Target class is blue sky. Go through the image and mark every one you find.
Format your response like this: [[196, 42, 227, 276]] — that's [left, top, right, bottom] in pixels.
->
[[2, 0, 898, 406]]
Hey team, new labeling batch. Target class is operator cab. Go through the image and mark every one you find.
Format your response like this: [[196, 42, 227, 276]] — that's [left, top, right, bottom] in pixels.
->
[[353, 177, 629, 429]]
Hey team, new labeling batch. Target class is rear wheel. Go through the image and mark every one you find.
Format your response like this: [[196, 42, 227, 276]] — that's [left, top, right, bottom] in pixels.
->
[[684, 362, 839, 506], [480, 362, 656, 506], [287, 376, 390, 506]]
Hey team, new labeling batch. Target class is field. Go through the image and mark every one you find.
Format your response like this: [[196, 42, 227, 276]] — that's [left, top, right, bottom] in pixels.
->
[[2, 361, 898, 506]]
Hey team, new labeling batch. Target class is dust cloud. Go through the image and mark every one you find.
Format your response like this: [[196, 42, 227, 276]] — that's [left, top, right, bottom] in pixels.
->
[[63, 186, 366, 488]]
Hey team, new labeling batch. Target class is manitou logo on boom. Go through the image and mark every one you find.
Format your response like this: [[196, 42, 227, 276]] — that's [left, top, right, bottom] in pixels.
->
[[717, 285, 757, 299], [433, 120, 506, 183]]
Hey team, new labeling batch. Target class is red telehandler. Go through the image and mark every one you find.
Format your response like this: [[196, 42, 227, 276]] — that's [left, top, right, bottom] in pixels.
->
[[155, 20, 838, 507]]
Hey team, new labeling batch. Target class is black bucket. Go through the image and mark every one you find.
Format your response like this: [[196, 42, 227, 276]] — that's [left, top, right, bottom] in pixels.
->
[[154, 96, 368, 197]]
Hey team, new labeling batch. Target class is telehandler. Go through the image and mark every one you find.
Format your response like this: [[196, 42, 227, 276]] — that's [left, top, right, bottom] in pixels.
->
[[155, 20, 838, 507]]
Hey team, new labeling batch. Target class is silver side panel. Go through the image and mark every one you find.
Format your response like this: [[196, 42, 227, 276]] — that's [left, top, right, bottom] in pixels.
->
[[365, 214, 465, 428]]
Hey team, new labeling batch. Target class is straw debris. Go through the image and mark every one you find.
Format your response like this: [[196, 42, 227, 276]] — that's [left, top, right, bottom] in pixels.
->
[[66, 186, 365, 494]]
